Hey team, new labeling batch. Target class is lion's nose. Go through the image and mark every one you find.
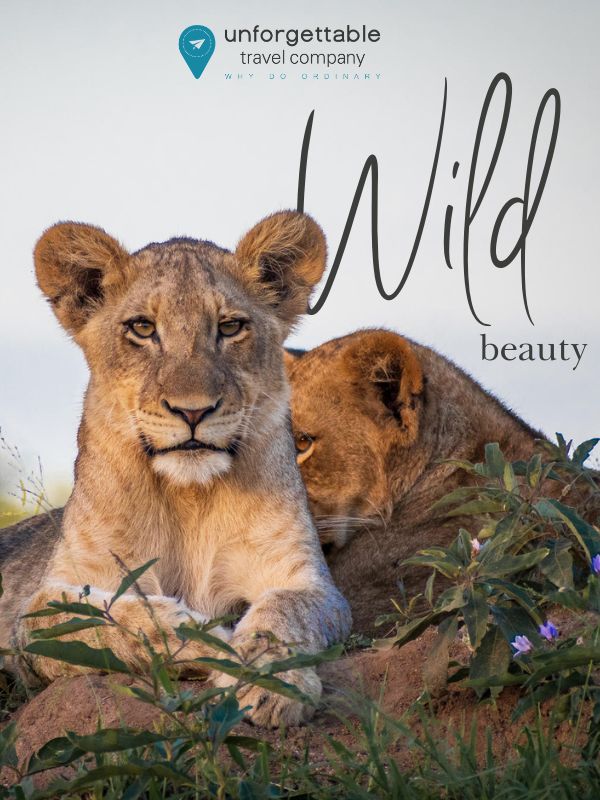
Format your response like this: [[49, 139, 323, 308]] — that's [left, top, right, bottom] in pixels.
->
[[162, 399, 222, 430]]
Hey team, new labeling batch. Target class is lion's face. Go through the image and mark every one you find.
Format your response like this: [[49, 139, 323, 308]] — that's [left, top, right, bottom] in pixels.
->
[[285, 331, 425, 548], [83, 242, 287, 486], [35, 213, 326, 486]]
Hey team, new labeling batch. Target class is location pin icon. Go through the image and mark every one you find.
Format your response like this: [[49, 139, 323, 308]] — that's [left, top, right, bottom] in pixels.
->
[[179, 25, 216, 79]]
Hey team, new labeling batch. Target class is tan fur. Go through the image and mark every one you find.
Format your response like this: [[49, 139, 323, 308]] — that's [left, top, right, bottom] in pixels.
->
[[286, 329, 546, 635], [0, 212, 351, 727]]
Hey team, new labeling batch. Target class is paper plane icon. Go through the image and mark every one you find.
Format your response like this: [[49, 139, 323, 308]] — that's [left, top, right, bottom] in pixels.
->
[[179, 25, 216, 78]]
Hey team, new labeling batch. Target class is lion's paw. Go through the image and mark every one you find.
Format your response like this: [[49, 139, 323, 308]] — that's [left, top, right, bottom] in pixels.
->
[[214, 665, 322, 728]]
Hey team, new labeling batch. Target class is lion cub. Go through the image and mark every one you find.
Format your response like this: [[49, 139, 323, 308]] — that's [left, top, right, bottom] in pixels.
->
[[286, 330, 545, 635], [0, 212, 351, 727]]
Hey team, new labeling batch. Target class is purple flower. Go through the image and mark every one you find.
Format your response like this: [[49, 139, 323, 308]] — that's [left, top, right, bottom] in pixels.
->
[[511, 635, 534, 656], [539, 621, 559, 641], [592, 554, 600, 576]]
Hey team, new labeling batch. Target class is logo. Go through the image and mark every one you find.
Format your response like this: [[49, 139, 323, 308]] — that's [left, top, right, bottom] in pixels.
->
[[179, 25, 216, 79]]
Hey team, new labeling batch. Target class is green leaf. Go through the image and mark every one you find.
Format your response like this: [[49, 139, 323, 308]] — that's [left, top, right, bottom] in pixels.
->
[[526, 453, 543, 488], [476, 513, 520, 565], [239, 779, 272, 800], [424, 571, 435, 606], [26, 736, 85, 774], [445, 499, 506, 517], [0, 722, 18, 769], [41, 762, 194, 795], [208, 693, 246, 744], [110, 559, 159, 606], [462, 588, 489, 649], [482, 578, 541, 622], [190, 656, 244, 677], [485, 443, 506, 478], [491, 605, 541, 648], [68, 728, 170, 753], [21, 607, 63, 619], [468, 627, 512, 698], [224, 734, 273, 752], [513, 672, 587, 720], [546, 588, 587, 611], [30, 617, 106, 640], [259, 644, 344, 675], [535, 499, 600, 561], [415, 546, 458, 559], [402, 554, 461, 580], [382, 612, 444, 649], [456, 528, 473, 565], [512, 459, 528, 476], [572, 438, 600, 466], [153, 657, 175, 695], [182, 686, 229, 711], [245, 675, 313, 704], [122, 778, 151, 800], [433, 585, 466, 614], [113, 684, 163, 705], [586, 574, 600, 613], [463, 672, 527, 689], [440, 459, 480, 475], [525, 647, 600, 686], [503, 462, 516, 492], [430, 486, 482, 512], [190, 657, 313, 703], [555, 433, 570, 459], [24, 639, 129, 673], [176, 625, 238, 657], [482, 549, 549, 578], [539, 541, 574, 590], [29, 600, 106, 618], [227, 742, 247, 771]]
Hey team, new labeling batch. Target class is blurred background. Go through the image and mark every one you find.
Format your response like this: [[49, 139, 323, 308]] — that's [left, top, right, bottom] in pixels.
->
[[1, 0, 598, 524]]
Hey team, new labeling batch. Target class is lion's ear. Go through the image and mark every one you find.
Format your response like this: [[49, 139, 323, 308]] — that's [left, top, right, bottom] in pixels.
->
[[344, 331, 424, 446], [235, 211, 326, 331], [35, 223, 129, 336]]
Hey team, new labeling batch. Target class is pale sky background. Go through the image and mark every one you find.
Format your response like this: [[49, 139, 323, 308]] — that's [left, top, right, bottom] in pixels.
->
[[0, 0, 598, 502]]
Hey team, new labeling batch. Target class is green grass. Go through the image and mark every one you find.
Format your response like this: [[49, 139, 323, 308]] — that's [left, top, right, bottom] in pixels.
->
[[2, 683, 600, 799], [2, 434, 600, 798], [1, 569, 600, 799]]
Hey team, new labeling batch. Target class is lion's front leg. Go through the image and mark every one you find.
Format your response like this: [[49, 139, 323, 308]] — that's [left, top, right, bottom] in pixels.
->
[[18, 583, 229, 684], [212, 585, 351, 727]]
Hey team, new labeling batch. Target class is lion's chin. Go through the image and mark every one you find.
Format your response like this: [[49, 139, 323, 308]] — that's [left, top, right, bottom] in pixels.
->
[[151, 451, 233, 487]]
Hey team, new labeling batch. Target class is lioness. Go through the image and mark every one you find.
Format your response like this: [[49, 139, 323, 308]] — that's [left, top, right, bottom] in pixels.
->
[[0, 212, 351, 726], [285, 329, 545, 634]]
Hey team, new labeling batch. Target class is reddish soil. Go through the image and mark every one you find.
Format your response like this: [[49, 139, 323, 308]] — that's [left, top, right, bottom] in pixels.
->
[[0, 629, 584, 790]]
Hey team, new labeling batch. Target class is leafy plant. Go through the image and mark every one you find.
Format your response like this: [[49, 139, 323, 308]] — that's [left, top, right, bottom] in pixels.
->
[[0, 561, 344, 798], [379, 435, 600, 753]]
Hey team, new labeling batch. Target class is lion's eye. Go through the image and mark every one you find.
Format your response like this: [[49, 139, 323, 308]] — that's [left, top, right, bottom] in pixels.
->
[[296, 434, 313, 452], [219, 319, 243, 337], [128, 319, 156, 339], [295, 434, 315, 464]]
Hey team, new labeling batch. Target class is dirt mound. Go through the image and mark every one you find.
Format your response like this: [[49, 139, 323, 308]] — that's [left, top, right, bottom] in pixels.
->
[[7, 634, 439, 763], [0, 631, 578, 788]]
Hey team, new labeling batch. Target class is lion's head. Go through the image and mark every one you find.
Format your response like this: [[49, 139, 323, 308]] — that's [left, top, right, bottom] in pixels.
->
[[35, 211, 326, 487], [285, 330, 425, 547]]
